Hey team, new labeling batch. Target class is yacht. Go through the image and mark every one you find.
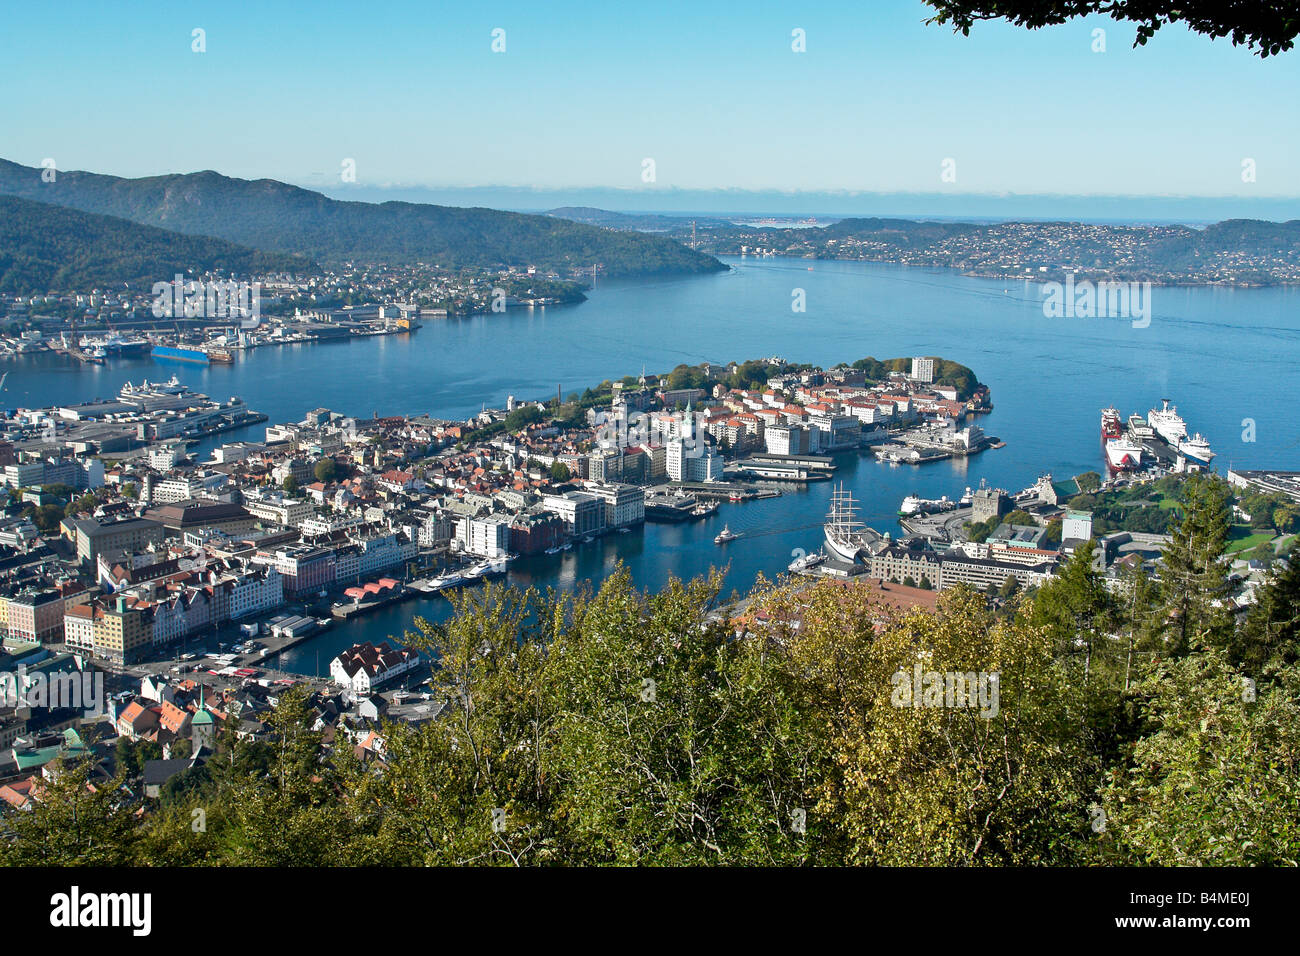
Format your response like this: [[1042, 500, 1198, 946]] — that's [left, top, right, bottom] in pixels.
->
[[430, 570, 464, 589], [714, 525, 739, 544]]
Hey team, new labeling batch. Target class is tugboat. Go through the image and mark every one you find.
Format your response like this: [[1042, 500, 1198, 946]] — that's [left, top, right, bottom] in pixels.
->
[[714, 524, 739, 544]]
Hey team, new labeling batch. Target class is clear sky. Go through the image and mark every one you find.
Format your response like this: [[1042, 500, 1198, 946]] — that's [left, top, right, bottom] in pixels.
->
[[1, 0, 1296, 198]]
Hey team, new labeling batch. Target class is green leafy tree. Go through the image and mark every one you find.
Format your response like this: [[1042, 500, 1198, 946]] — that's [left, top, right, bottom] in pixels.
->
[[0, 758, 139, 865], [1102, 653, 1300, 865]]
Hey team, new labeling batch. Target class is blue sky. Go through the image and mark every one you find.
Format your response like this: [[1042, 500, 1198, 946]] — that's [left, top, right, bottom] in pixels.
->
[[1, 0, 1296, 198]]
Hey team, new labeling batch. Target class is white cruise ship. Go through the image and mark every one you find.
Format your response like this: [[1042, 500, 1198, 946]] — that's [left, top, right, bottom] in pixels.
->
[[1178, 433, 1216, 465], [1147, 399, 1188, 446]]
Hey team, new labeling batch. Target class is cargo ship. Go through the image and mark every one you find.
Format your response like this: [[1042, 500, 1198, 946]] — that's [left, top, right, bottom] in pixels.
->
[[151, 345, 210, 364], [206, 347, 234, 364]]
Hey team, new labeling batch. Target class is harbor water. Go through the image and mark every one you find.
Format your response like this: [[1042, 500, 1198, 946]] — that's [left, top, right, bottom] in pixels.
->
[[9, 256, 1299, 671]]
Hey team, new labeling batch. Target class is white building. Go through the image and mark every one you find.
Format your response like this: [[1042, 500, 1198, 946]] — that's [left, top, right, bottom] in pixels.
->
[[330, 641, 420, 695], [588, 483, 645, 528], [354, 529, 418, 575], [464, 515, 511, 557], [1062, 510, 1094, 542], [228, 566, 284, 620], [666, 438, 724, 482], [244, 495, 316, 527]]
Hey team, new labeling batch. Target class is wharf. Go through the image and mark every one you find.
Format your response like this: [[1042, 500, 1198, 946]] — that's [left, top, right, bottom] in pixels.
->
[[669, 481, 767, 502], [331, 585, 416, 619], [732, 459, 832, 482], [742, 453, 836, 472]]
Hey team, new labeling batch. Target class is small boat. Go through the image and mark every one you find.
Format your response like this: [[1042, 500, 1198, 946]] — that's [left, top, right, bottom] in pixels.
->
[[714, 524, 739, 544], [561, 541, 573, 551], [315, 618, 333, 629], [788, 550, 825, 573], [544, 546, 562, 555], [617, 527, 630, 533]]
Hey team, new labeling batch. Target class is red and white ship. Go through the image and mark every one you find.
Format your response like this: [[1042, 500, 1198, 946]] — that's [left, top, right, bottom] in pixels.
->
[[1104, 436, 1143, 473], [1101, 407, 1122, 442]]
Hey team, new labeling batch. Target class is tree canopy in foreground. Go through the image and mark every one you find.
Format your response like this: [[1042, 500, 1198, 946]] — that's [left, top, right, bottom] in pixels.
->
[[924, 1, 1299, 57]]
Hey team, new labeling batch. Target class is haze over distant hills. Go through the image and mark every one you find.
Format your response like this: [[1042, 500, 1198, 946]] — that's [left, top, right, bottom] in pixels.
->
[[0, 195, 312, 295], [311, 182, 1300, 225], [0, 159, 725, 279]]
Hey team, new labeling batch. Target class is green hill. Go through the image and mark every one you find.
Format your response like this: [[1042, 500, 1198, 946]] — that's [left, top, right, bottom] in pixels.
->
[[0, 195, 312, 295], [0, 159, 727, 278]]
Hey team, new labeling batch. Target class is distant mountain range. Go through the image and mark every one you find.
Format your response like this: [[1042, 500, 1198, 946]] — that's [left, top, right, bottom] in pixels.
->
[[546, 206, 737, 232], [0, 195, 311, 296], [0, 159, 726, 279], [781, 216, 1300, 285], [534, 208, 1300, 285], [306, 182, 1300, 225]]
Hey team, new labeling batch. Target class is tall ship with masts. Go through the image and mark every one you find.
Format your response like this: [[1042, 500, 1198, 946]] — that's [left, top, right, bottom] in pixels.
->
[[824, 483, 877, 563]]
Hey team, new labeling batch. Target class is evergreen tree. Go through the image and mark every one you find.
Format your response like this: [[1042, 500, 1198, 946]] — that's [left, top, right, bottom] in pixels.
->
[[1155, 474, 1233, 656], [1236, 557, 1300, 675]]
